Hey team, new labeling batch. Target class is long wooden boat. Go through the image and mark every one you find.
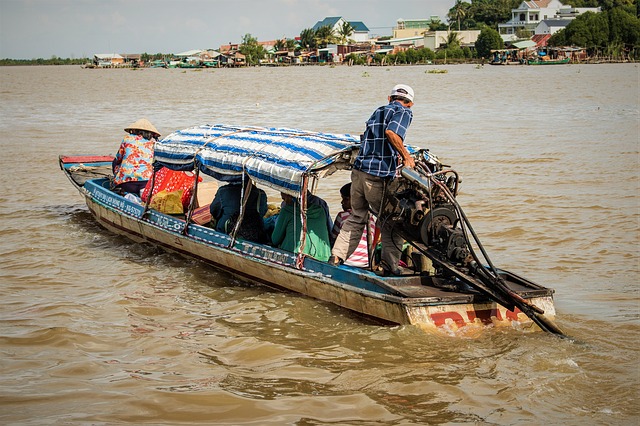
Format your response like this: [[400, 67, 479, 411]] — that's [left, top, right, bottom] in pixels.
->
[[60, 124, 564, 335]]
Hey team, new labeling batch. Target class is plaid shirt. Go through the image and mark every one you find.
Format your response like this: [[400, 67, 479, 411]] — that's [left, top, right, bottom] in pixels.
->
[[353, 100, 413, 178]]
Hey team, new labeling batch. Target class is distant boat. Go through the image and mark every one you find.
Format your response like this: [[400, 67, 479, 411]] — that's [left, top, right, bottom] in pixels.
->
[[150, 60, 167, 68], [527, 57, 570, 65], [489, 49, 525, 65]]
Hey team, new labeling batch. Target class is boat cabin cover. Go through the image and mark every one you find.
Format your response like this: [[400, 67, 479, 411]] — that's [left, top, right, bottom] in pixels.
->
[[153, 124, 420, 196]]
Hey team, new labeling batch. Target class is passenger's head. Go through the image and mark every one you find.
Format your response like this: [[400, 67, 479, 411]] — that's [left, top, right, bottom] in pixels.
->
[[389, 84, 414, 108], [340, 183, 351, 211], [125, 118, 161, 140], [281, 192, 295, 205]]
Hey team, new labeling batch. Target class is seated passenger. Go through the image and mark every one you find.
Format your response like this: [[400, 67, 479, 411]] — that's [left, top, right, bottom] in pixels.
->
[[112, 118, 160, 195], [271, 192, 331, 261], [331, 183, 377, 267], [210, 181, 269, 243], [307, 190, 333, 235]]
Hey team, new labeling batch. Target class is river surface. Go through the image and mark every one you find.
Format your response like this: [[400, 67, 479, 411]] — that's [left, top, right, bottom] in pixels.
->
[[0, 64, 638, 425]]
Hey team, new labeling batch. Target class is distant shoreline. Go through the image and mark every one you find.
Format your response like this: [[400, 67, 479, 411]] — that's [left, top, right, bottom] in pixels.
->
[[2, 57, 638, 68]]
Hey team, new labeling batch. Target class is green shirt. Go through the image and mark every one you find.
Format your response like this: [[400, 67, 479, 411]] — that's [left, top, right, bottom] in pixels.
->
[[271, 202, 331, 262]]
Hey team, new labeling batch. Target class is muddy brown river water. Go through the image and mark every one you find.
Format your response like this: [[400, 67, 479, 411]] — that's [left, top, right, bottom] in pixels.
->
[[0, 63, 638, 425]]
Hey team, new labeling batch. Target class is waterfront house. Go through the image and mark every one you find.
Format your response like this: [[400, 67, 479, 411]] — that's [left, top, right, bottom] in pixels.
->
[[392, 17, 441, 39], [534, 18, 573, 35], [312, 17, 370, 43], [93, 53, 124, 67], [498, 0, 600, 41]]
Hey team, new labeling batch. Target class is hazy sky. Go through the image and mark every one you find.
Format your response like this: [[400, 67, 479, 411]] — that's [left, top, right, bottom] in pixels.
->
[[0, 0, 455, 59]]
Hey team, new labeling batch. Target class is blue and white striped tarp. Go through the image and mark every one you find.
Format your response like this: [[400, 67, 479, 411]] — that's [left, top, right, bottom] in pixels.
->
[[154, 124, 362, 195]]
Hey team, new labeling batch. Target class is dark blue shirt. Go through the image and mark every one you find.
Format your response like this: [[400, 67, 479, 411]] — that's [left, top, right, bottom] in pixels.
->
[[210, 183, 267, 233], [353, 100, 413, 178]]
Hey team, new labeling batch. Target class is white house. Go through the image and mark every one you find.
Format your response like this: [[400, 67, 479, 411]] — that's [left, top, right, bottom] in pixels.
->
[[93, 53, 124, 67], [535, 18, 573, 35], [312, 17, 370, 43], [498, 0, 599, 41]]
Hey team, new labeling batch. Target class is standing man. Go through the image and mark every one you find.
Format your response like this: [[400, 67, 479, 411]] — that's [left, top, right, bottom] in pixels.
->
[[329, 84, 415, 275]]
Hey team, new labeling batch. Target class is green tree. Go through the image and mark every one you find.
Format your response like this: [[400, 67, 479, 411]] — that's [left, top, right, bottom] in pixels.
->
[[274, 39, 286, 51], [475, 26, 504, 58], [551, 12, 607, 51], [299, 28, 317, 50], [274, 38, 296, 51], [597, 0, 636, 13], [239, 33, 265, 65], [286, 39, 297, 51], [345, 53, 366, 65], [441, 31, 462, 49], [337, 21, 354, 44], [549, 7, 640, 59], [315, 25, 336, 48], [418, 47, 436, 62], [405, 48, 419, 64], [468, 0, 518, 29], [608, 7, 640, 48], [429, 17, 448, 31], [387, 51, 408, 64], [448, 0, 471, 31]]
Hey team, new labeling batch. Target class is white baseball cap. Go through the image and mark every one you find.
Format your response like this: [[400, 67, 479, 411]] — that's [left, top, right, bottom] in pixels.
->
[[390, 84, 414, 103]]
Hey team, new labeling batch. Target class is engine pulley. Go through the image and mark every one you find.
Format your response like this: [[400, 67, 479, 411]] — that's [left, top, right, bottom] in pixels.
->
[[419, 206, 457, 246]]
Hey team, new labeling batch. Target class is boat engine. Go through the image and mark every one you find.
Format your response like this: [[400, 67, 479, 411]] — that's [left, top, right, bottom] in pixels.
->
[[377, 151, 567, 336], [382, 152, 470, 266]]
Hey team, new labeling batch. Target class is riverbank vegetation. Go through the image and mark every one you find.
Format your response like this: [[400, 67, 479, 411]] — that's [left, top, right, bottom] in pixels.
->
[[0, 57, 90, 66], [548, 6, 640, 61], [2, 0, 637, 66]]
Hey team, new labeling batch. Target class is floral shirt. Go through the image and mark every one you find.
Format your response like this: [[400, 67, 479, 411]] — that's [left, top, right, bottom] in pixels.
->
[[112, 134, 155, 185]]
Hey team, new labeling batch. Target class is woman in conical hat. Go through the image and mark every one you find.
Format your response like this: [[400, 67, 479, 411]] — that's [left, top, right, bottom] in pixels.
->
[[124, 118, 161, 139], [112, 118, 160, 195]]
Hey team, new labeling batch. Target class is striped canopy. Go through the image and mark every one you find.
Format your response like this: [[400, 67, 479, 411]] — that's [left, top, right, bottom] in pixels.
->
[[154, 124, 362, 195]]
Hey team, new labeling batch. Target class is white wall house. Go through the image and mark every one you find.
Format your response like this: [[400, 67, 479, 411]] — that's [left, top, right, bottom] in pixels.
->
[[535, 18, 572, 35], [312, 17, 370, 43], [498, 0, 599, 41], [93, 53, 124, 67]]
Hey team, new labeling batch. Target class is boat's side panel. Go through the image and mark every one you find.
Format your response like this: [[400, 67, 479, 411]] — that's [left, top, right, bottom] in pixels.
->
[[84, 193, 415, 325], [79, 179, 556, 331]]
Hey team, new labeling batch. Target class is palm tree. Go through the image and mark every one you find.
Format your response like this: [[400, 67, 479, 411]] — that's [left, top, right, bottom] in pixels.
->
[[315, 25, 336, 48], [337, 21, 354, 45], [285, 38, 297, 51], [299, 28, 316, 50], [441, 31, 462, 49], [274, 39, 286, 52], [448, 0, 469, 31]]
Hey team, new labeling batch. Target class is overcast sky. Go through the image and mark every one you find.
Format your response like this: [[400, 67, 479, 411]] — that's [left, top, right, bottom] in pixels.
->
[[0, 0, 455, 59]]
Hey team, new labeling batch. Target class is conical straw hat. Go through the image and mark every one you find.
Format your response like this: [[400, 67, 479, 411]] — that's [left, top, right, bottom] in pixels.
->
[[124, 118, 160, 137]]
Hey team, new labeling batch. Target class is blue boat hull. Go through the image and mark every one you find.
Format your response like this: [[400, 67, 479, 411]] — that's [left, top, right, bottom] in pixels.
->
[[60, 155, 557, 333]]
